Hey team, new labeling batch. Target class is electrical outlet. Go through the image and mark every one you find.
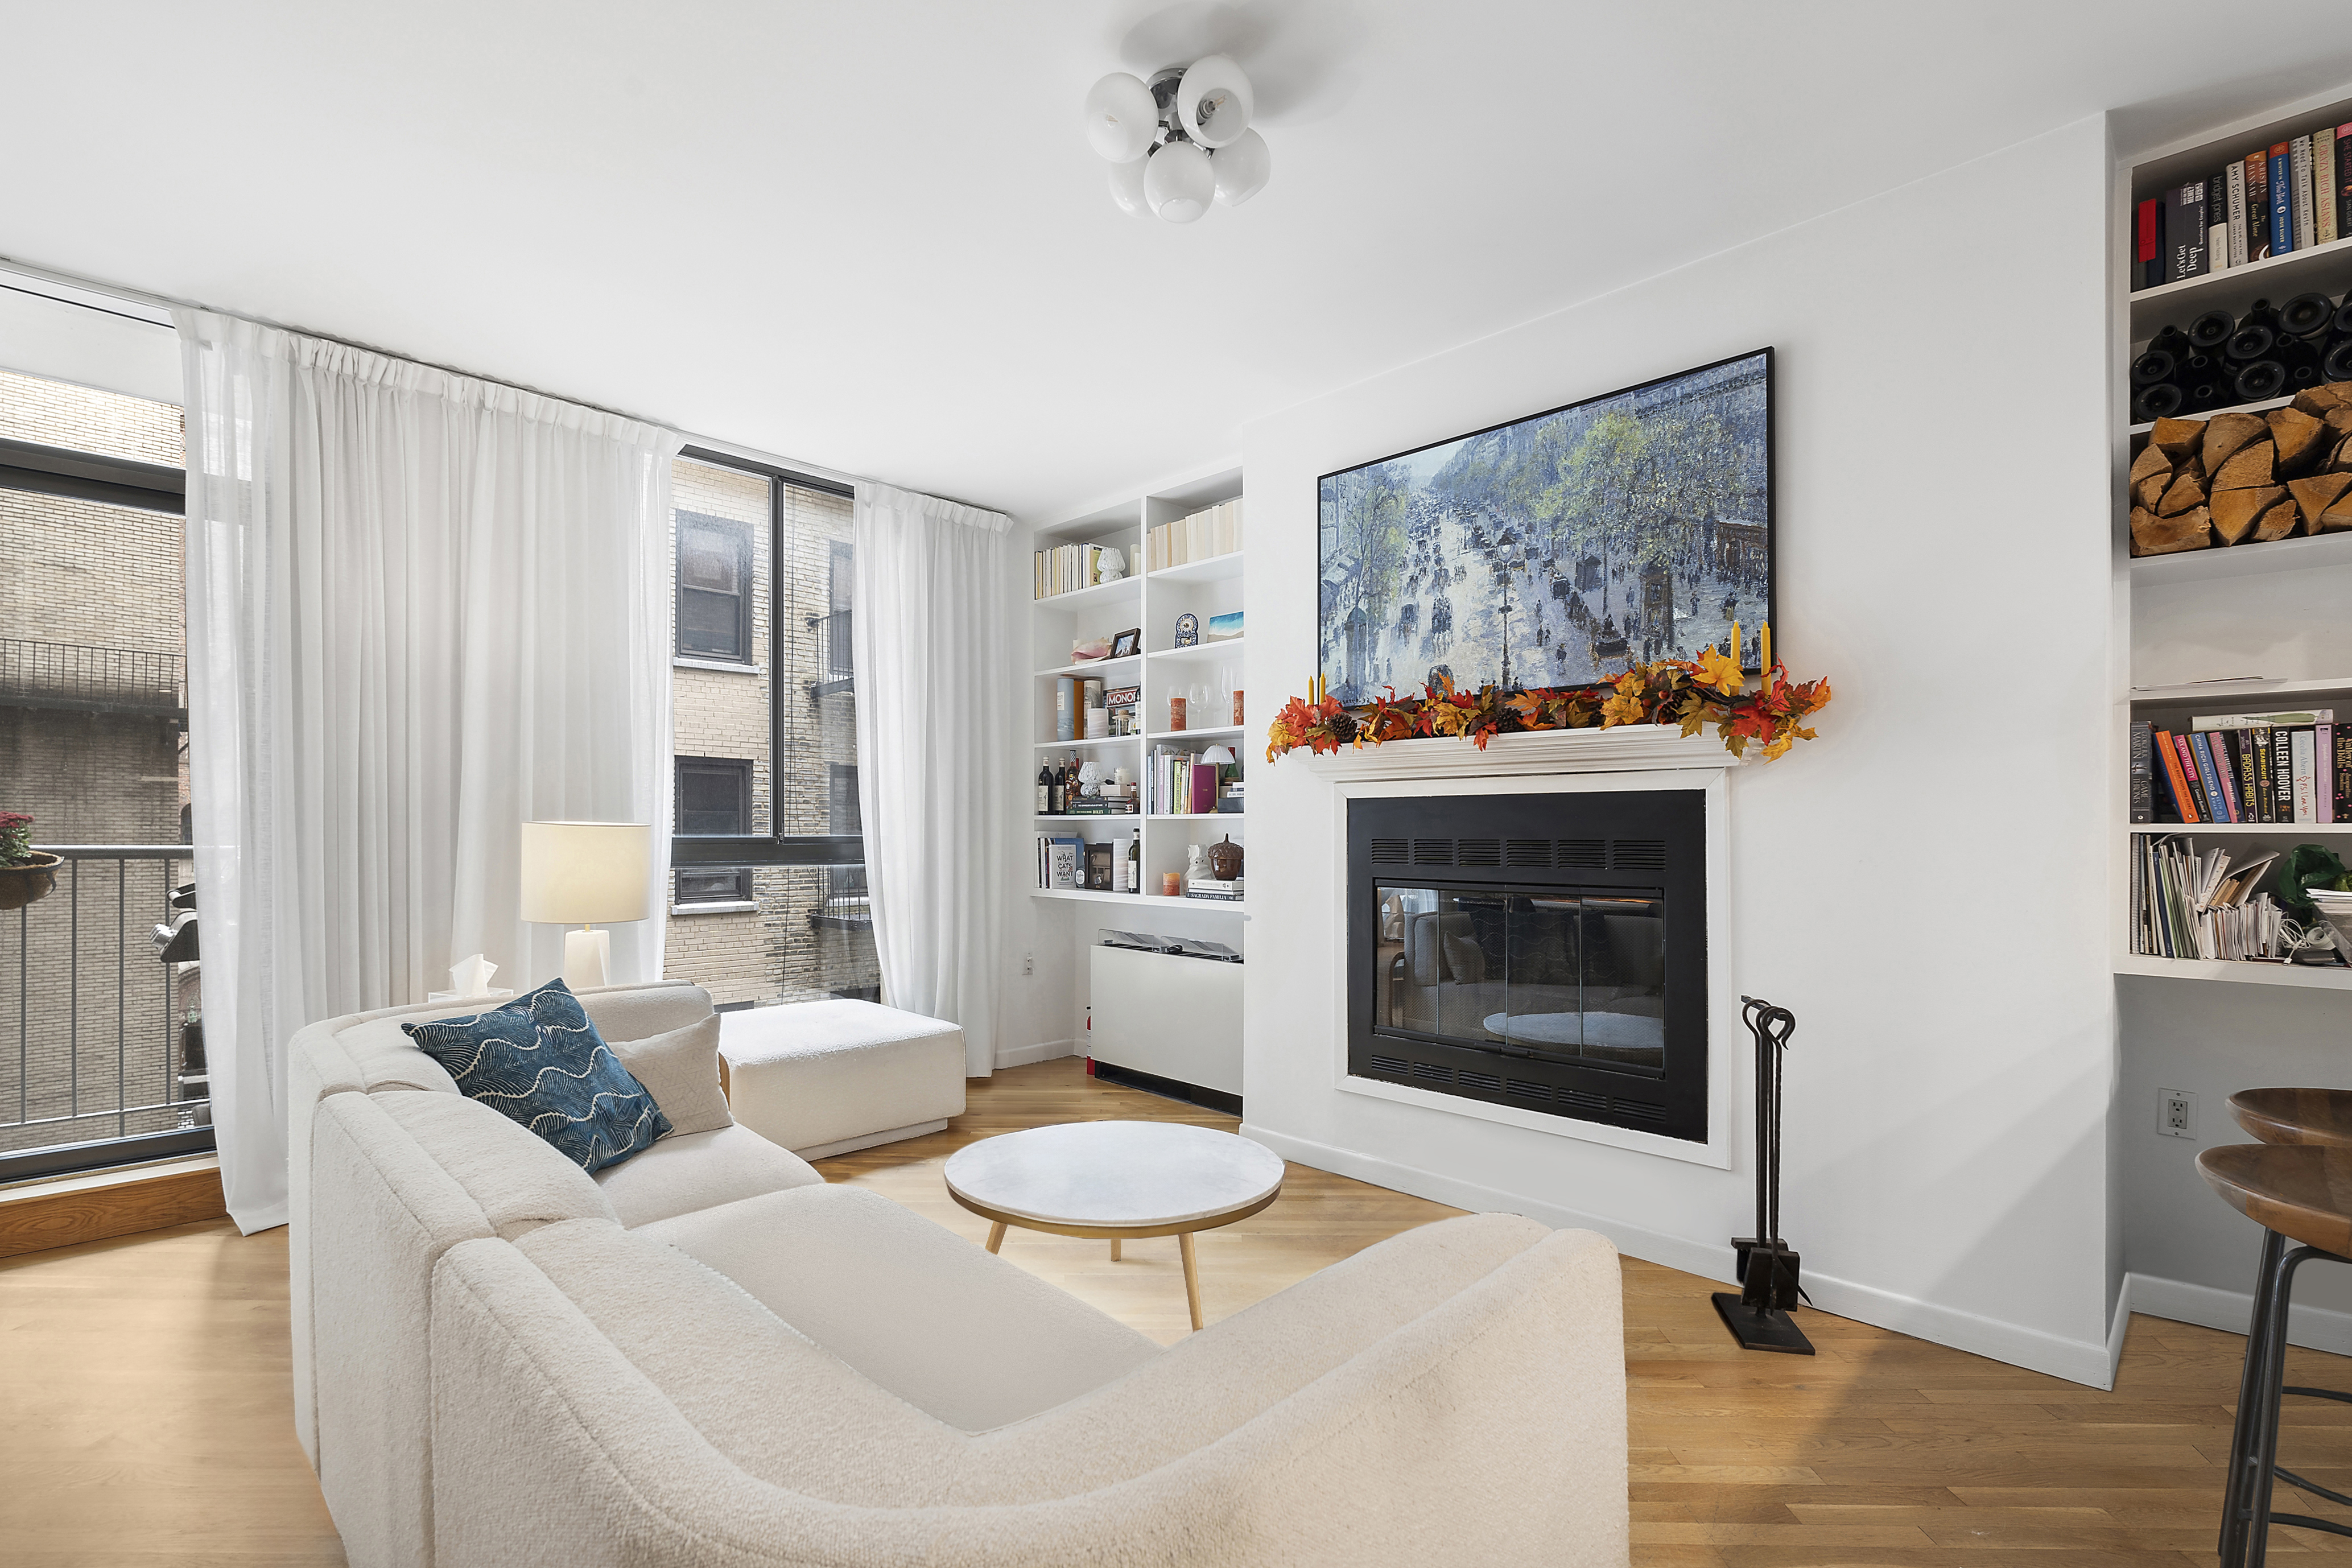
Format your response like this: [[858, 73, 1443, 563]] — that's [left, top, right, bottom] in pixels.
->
[[2158, 1088, 2197, 1140]]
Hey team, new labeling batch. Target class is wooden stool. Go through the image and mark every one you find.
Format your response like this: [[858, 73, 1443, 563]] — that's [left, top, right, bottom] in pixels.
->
[[2232, 1088, 2352, 1148], [2200, 1142, 2352, 1565]]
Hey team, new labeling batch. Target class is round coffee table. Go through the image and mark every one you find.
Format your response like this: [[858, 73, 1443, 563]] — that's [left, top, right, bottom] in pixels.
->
[[944, 1120, 1285, 1331]]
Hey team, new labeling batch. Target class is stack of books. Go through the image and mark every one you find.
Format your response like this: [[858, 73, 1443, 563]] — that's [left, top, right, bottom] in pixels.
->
[[2134, 122, 2352, 289], [1146, 498, 1243, 571], [1145, 745, 1223, 814], [1183, 875, 1243, 902], [2132, 836, 2290, 960], [2131, 712, 2346, 824], [1033, 540, 1123, 599]]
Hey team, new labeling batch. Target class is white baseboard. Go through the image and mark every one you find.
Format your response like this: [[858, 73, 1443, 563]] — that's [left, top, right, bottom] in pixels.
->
[[995, 1037, 1074, 1070], [2128, 1270, 2352, 1356], [1241, 1120, 2119, 1388]]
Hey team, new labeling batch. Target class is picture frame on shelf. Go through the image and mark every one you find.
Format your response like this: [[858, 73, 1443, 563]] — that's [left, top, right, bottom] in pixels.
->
[[1109, 627, 1142, 658], [1174, 612, 1201, 647]]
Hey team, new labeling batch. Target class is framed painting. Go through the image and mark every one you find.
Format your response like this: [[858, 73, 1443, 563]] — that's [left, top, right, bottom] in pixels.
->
[[1317, 348, 1773, 703]]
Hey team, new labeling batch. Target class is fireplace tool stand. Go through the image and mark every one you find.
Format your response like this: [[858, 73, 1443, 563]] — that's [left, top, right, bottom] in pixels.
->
[[1713, 995, 1814, 1355]]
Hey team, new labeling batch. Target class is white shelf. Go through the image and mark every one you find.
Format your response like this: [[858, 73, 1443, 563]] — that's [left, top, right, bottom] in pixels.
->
[[1031, 814, 1143, 823], [2116, 953, 2352, 988], [1149, 638, 1243, 665], [2131, 527, 2352, 587], [2128, 675, 2352, 704], [1033, 735, 1144, 750], [1142, 893, 1246, 915], [1031, 888, 1148, 905], [2127, 393, 2292, 436], [1031, 576, 1141, 612], [1146, 550, 1245, 585], [1145, 724, 1245, 743], [1146, 811, 1245, 820], [1034, 654, 1141, 680], [2129, 233, 2352, 339], [2127, 820, 2352, 833]]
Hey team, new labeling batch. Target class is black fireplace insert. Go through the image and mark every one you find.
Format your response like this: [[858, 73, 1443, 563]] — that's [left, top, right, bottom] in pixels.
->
[[1347, 790, 1707, 1142]]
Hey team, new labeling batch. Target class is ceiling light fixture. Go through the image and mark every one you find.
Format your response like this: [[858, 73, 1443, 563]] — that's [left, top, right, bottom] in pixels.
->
[[1084, 55, 1270, 224]]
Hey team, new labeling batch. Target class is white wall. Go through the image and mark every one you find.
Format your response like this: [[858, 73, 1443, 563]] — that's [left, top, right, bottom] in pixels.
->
[[1238, 115, 2122, 1383]]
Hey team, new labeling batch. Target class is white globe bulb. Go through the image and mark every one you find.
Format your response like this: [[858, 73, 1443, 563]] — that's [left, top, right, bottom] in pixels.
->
[[1145, 141, 1214, 223], [1211, 128, 1271, 207], [1107, 157, 1151, 217], [1175, 54, 1253, 149], [1083, 73, 1158, 163]]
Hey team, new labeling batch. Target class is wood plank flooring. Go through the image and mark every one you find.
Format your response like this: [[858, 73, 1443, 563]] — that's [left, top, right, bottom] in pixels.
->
[[2, 1052, 2348, 1565]]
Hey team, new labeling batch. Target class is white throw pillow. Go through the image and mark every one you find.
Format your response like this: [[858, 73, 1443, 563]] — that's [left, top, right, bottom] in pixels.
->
[[612, 1013, 733, 1138]]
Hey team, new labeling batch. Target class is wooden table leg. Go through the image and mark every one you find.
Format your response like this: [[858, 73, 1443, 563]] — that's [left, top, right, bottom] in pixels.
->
[[1110, 1238, 1121, 1261], [985, 1222, 1006, 1254], [1179, 1231, 1203, 1331]]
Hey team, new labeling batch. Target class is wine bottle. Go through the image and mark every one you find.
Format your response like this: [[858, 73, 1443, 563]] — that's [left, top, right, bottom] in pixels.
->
[[1049, 761, 1066, 815], [1127, 833, 1140, 894], [2281, 291, 2336, 338], [2187, 310, 2235, 352], [1037, 760, 1053, 815]]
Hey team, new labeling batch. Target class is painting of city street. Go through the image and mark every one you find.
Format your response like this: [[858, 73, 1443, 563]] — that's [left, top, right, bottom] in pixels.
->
[[1318, 349, 1772, 704]]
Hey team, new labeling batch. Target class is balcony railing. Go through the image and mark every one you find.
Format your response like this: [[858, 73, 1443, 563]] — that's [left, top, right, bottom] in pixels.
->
[[804, 610, 853, 700], [2, 845, 211, 1181], [0, 638, 188, 723]]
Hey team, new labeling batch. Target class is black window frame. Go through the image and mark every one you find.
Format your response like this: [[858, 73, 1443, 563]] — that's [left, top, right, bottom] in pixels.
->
[[674, 755, 755, 905], [670, 445, 864, 877], [675, 507, 756, 663]]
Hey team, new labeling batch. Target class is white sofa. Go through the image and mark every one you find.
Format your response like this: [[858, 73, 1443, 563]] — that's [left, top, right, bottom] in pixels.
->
[[291, 981, 1630, 1568]]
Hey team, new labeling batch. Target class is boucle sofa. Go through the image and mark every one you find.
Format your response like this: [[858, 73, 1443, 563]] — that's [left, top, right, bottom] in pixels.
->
[[291, 980, 1630, 1568]]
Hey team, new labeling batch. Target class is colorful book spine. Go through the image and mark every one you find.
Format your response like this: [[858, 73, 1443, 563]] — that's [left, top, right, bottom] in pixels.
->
[[2130, 721, 2155, 824], [2292, 134, 2317, 255], [2293, 727, 2318, 822], [2320, 723, 2336, 824], [2135, 197, 2161, 290], [2235, 731, 2260, 826], [2319, 128, 2340, 245], [2229, 159, 2250, 267], [2270, 142, 2295, 254], [2336, 725, 2352, 823], [2210, 731, 2245, 822], [2165, 179, 2211, 281], [2157, 729, 2202, 822], [2275, 727, 2299, 822], [2190, 731, 2233, 822], [2247, 151, 2272, 260], [2339, 123, 2352, 243], [2253, 725, 2277, 823]]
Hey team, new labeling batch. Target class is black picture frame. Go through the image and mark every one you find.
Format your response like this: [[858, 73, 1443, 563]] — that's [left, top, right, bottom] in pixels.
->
[[1316, 348, 1774, 701], [1109, 627, 1142, 659]]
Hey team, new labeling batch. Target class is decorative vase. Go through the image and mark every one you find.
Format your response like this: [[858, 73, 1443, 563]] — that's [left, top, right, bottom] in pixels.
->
[[0, 852, 63, 911], [1208, 836, 1243, 881]]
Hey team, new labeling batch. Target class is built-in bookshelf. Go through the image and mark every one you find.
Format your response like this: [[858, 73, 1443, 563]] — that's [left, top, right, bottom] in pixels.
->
[[1028, 468, 1246, 917], [2119, 88, 2352, 988]]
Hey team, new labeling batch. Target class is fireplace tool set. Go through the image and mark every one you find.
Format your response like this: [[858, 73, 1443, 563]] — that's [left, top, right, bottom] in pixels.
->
[[1713, 995, 1813, 1355]]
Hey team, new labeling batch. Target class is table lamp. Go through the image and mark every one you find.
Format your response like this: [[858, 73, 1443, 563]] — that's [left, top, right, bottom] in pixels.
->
[[519, 821, 651, 991]]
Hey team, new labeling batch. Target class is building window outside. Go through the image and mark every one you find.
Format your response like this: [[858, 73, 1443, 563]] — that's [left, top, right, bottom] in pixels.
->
[[675, 757, 753, 905], [665, 453, 874, 1005], [676, 510, 753, 662]]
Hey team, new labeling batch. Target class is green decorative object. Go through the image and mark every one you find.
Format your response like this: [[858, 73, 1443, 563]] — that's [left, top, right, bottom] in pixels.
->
[[2276, 844, 2352, 922]]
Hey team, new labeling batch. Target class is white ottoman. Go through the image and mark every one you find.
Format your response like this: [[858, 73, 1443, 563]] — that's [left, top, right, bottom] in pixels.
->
[[721, 999, 969, 1160]]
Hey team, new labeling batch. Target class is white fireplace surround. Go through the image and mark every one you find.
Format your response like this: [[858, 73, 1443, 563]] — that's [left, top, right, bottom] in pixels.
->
[[1304, 728, 1739, 1169]]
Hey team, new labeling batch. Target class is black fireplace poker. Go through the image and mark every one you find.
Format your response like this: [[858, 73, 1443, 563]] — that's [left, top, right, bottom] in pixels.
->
[[1713, 995, 1814, 1355]]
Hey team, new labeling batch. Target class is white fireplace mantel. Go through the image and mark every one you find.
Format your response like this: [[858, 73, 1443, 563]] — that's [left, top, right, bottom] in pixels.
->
[[1295, 724, 1748, 782]]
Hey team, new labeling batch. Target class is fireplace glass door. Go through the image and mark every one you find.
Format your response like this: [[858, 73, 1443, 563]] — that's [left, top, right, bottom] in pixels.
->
[[1373, 885, 1666, 1074]]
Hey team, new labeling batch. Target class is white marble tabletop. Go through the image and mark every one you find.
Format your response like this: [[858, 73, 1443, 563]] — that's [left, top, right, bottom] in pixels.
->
[[944, 1120, 1285, 1229]]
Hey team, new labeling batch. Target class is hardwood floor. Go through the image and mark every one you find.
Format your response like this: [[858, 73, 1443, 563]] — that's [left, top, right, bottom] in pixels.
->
[[2, 1053, 2348, 1565]]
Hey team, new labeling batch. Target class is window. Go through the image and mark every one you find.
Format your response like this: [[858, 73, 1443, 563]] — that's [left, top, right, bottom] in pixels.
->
[[674, 757, 753, 905], [665, 450, 872, 1005], [676, 511, 753, 662]]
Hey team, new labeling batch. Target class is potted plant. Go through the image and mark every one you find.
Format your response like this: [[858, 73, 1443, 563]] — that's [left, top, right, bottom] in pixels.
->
[[0, 812, 61, 911]]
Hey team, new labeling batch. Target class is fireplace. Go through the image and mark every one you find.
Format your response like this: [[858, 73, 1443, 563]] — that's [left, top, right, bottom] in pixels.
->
[[1347, 789, 1708, 1142]]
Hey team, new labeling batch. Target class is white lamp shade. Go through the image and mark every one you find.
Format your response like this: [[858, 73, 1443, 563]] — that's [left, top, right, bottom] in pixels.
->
[[1176, 55, 1253, 148], [1084, 72, 1158, 162], [1108, 155, 1152, 217], [1201, 745, 1237, 765], [1212, 127, 1272, 207], [519, 821, 652, 925], [1145, 141, 1214, 224]]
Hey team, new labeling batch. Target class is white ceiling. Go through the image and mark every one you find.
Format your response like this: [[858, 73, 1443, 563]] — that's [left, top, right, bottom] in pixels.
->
[[7, 2, 2351, 521]]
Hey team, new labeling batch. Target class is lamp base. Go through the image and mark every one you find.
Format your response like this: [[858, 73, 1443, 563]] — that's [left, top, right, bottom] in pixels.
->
[[561, 927, 611, 991]]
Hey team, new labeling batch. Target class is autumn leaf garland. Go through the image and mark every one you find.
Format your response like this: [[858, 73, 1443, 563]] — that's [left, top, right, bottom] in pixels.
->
[[1265, 658, 1831, 764]]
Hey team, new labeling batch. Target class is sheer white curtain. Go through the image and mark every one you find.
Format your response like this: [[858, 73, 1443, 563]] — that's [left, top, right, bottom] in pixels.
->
[[178, 310, 681, 1232], [851, 481, 1013, 1076]]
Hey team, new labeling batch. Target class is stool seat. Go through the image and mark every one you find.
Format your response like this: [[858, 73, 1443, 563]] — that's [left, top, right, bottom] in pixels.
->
[[2232, 1088, 2352, 1148], [2200, 1144, 2352, 1256]]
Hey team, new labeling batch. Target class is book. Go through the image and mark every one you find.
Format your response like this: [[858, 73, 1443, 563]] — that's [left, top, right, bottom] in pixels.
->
[[1055, 676, 1075, 742], [2293, 134, 2317, 257], [2320, 129, 2340, 246], [2336, 725, 2352, 822], [2130, 721, 2155, 823], [2165, 179, 2211, 282], [2275, 727, 2300, 822], [2131, 835, 2294, 962], [2340, 123, 2352, 243], [2172, 732, 2211, 820], [2193, 709, 2337, 730], [2253, 725, 2277, 823], [2248, 151, 2272, 260], [2190, 730, 2233, 822], [1190, 762, 1218, 814], [2206, 731, 2244, 822], [2136, 197, 2163, 290], [1084, 841, 1115, 892], [2229, 159, 2251, 267], [2294, 727, 2318, 822], [2235, 730, 2261, 826], [2270, 142, 2295, 254], [2321, 723, 2336, 824], [2155, 728, 2199, 822]]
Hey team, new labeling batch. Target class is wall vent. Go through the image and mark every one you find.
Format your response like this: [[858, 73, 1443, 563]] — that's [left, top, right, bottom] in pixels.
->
[[1455, 838, 1503, 866], [1412, 838, 1455, 865], [1505, 1079, 1552, 1103], [1369, 837, 1409, 865], [1368, 1055, 1410, 1078], [1458, 1070, 1503, 1092], [1557, 1087, 1609, 1113], [1611, 839, 1668, 871], [1412, 1062, 1454, 1084], [1505, 839, 1552, 868], [1615, 1099, 1666, 1122]]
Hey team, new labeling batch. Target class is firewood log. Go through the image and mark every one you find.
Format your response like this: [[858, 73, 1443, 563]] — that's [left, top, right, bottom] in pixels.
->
[[2331, 434, 2352, 472], [2134, 471, 2171, 509], [2295, 385, 2351, 416], [2130, 440, 2173, 485], [2151, 416, 2206, 461], [2268, 407, 2329, 475], [2133, 505, 2211, 554], [2211, 485, 2285, 544], [2253, 496, 2304, 541], [2322, 489, 2352, 531], [2212, 438, 2277, 490], [2157, 471, 2209, 516], [2288, 472, 2352, 530], [2202, 410, 2271, 473]]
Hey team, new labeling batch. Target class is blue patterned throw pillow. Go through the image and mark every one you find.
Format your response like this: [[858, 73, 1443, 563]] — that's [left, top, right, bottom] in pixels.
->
[[402, 979, 669, 1173]]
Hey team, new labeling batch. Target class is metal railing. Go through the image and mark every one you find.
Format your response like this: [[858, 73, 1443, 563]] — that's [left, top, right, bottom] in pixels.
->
[[804, 610, 853, 699], [2, 845, 211, 1181], [811, 864, 871, 929], [0, 638, 187, 722]]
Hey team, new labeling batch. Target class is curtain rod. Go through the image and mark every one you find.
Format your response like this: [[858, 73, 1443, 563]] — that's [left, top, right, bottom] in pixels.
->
[[0, 251, 1008, 517]]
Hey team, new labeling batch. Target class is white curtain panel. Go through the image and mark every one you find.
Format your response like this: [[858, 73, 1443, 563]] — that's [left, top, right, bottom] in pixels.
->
[[178, 309, 680, 1232], [851, 481, 1013, 1076]]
